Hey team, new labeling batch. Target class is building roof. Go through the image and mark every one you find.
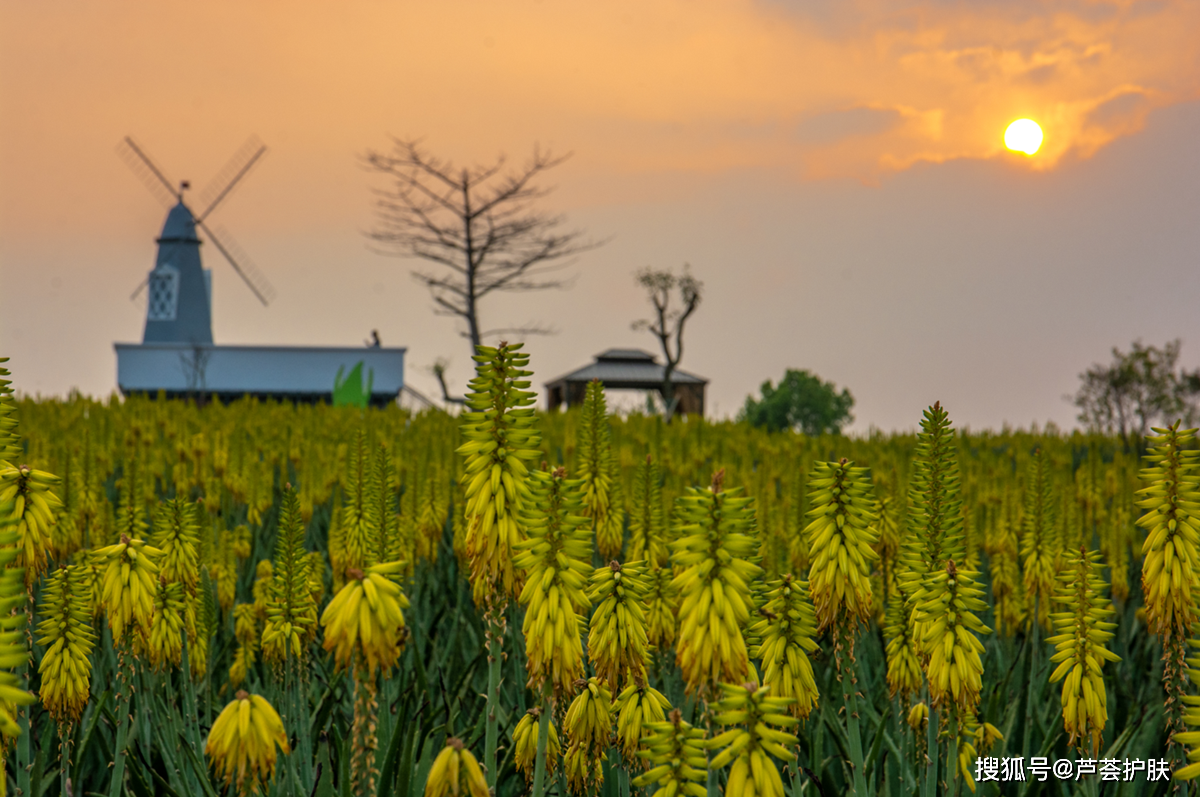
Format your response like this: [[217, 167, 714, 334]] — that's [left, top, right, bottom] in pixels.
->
[[595, 348, 656, 362], [546, 348, 707, 388]]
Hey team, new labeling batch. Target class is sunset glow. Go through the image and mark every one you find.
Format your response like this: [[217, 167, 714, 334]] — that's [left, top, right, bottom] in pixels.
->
[[1004, 119, 1044, 156]]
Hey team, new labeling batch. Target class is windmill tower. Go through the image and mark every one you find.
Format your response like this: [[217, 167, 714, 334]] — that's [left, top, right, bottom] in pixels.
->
[[118, 136, 275, 344]]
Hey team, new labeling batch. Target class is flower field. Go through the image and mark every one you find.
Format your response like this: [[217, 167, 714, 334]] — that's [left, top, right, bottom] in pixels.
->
[[0, 346, 1197, 797]]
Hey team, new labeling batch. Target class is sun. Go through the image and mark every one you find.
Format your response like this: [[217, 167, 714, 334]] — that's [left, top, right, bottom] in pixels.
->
[[1004, 119, 1043, 156]]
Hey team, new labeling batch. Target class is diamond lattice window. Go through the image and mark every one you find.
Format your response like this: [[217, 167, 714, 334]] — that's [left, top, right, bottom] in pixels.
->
[[147, 265, 179, 322]]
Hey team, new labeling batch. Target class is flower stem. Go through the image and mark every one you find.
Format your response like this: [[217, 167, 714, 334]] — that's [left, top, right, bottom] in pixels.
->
[[350, 658, 379, 797], [107, 692, 131, 797], [484, 607, 503, 789], [841, 656, 869, 796], [531, 690, 552, 797], [923, 702, 938, 797], [947, 711, 958, 797]]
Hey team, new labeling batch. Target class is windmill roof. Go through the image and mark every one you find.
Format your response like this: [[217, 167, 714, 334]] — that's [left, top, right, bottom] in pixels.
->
[[159, 202, 200, 243]]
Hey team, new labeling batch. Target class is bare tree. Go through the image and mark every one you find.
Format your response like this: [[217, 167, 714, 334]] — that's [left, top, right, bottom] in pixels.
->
[[1072, 338, 1200, 443], [363, 138, 601, 360], [632, 265, 703, 421], [179, 344, 212, 407]]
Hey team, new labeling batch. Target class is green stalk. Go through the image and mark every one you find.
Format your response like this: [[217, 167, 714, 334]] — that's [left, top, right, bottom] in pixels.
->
[[705, 697, 718, 797], [530, 693, 552, 797], [179, 634, 205, 773], [18, 605, 31, 797], [107, 689, 131, 797], [60, 729, 69, 797], [1024, 597, 1040, 756], [484, 609, 503, 790], [17, 704, 30, 797], [923, 704, 938, 797], [841, 657, 869, 796], [286, 648, 313, 785], [947, 711, 958, 797]]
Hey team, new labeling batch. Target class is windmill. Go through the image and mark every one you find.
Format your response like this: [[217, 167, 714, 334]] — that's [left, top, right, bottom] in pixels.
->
[[113, 137, 408, 408], [118, 136, 276, 345]]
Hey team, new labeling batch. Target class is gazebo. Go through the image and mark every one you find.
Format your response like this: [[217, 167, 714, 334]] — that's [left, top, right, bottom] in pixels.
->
[[545, 349, 708, 415]]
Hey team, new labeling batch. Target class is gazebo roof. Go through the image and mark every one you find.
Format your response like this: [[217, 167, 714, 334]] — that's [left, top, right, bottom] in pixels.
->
[[546, 348, 707, 389]]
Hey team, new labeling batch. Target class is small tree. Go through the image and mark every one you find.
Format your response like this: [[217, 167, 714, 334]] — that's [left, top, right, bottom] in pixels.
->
[[363, 138, 601, 360], [1073, 339, 1200, 440], [631, 265, 703, 420], [740, 369, 854, 435]]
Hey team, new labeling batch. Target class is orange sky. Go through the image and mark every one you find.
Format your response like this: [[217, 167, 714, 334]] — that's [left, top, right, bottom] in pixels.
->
[[4, 0, 1199, 224], [3, 1, 1200, 429]]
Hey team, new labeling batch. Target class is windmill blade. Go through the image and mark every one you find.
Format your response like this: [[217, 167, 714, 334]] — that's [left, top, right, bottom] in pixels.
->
[[130, 275, 150, 302], [196, 136, 267, 222], [196, 219, 276, 306], [116, 137, 180, 208]]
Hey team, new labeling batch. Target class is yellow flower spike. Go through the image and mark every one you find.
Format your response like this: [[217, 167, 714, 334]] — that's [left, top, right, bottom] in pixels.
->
[[748, 574, 821, 718], [884, 588, 923, 699], [1175, 695, 1200, 779], [0, 359, 19, 465], [898, 402, 967, 649], [514, 468, 591, 695], [576, 380, 624, 560], [320, 562, 410, 675], [251, 559, 273, 621], [644, 563, 680, 649], [804, 459, 879, 648], [670, 469, 761, 695], [93, 534, 162, 646], [988, 494, 1026, 636], [1047, 547, 1119, 754], [457, 342, 541, 607], [0, 464, 61, 587], [150, 497, 201, 591], [148, 579, 186, 670], [907, 702, 929, 731], [36, 565, 95, 724], [228, 603, 260, 688], [306, 551, 326, 607], [212, 529, 238, 613], [707, 682, 798, 797], [631, 708, 707, 797], [563, 747, 606, 796], [425, 738, 489, 797], [205, 690, 290, 796], [232, 525, 252, 561], [414, 466, 450, 566], [974, 720, 1004, 753], [913, 560, 990, 716], [1138, 422, 1200, 638], [588, 560, 651, 692], [1021, 449, 1058, 630], [263, 487, 318, 664], [564, 677, 612, 794], [1137, 421, 1200, 740], [953, 712, 1000, 794], [627, 455, 668, 568], [513, 708, 561, 783], [614, 683, 670, 763]]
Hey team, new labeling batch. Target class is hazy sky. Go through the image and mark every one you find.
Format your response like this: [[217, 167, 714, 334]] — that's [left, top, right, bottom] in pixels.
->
[[2, 1, 1199, 431]]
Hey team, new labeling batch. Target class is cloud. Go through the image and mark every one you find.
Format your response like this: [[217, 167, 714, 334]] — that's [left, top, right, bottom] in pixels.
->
[[796, 107, 903, 145], [1088, 90, 1151, 127], [2, 0, 1199, 235]]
